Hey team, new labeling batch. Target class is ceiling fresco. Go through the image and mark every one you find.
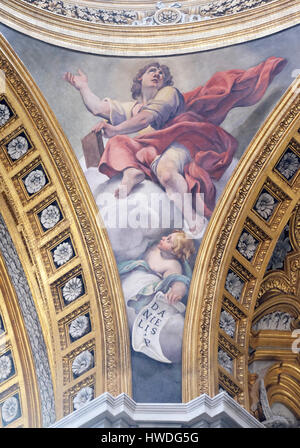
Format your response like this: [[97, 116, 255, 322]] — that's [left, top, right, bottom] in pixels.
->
[[0, 1, 299, 428]]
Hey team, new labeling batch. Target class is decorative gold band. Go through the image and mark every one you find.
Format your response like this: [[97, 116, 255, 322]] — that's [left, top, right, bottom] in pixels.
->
[[0, 0, 298, 55]]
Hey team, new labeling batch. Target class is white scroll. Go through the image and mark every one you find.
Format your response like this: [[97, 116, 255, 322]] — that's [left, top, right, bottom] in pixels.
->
[[131, 291, 185, 363]]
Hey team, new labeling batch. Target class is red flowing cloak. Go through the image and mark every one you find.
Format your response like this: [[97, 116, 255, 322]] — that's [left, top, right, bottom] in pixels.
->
[[99, 57, 286, 217]]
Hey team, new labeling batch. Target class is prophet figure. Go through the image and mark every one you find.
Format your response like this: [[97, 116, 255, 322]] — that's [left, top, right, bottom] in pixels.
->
[[64, 57, 286, 236]]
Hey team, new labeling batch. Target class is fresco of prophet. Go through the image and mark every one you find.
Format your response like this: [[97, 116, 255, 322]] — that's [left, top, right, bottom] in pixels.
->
[[64, 56, 286, 237], [63, 57, 286, 363]]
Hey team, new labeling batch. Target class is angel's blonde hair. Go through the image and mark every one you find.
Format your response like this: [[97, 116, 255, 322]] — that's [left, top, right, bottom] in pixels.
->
[[171, 230, 195, 262]]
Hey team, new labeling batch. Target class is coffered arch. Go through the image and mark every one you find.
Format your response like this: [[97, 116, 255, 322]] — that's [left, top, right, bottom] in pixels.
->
[[0, 34, 131, 425], [183, 76, 300, 411]]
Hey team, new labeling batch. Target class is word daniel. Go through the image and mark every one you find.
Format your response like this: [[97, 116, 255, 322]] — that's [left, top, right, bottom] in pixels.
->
[[132, 292, 185, 363]]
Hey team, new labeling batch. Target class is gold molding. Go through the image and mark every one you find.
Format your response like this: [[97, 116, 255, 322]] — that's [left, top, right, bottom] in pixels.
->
[[265, 363, 300, 418], [0, 0, 299, 55], [182, 77, 300, 411], [0, 34, 131, 425]]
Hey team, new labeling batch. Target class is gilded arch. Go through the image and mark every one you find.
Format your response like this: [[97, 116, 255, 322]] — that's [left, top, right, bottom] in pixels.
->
[[183, 76, 300, 412], [264, 363, 300, 419], [248, 204, 300, 422], [0, 34, 131, 425]]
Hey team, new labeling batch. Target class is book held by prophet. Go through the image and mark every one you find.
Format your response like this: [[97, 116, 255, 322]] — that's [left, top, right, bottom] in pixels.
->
[[81, 131, 104, 168]]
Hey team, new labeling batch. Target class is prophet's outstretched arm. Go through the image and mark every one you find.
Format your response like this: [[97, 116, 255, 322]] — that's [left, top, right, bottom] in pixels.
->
[[63, 69, 111, 119]]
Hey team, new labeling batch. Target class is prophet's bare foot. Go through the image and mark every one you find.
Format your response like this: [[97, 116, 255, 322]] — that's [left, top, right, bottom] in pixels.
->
[[114, 184, 129, 199], [114, 169, 145, 199]]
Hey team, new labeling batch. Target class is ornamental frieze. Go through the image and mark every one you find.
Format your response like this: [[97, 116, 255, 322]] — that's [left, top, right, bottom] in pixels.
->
[[21, 0, 278, 26], [1, 0, 297, 56], [22, 0, 280, 26]]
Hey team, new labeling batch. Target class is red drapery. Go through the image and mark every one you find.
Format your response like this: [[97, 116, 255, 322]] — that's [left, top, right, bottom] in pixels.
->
[[99, 57, 286, 217]]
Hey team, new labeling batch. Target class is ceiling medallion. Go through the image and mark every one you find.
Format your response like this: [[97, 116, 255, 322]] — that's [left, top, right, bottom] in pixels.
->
[[154, 6, 182, 25]]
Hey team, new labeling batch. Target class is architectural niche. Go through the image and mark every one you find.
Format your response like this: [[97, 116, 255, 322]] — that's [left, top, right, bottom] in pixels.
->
[[249, 205, 300, 426]]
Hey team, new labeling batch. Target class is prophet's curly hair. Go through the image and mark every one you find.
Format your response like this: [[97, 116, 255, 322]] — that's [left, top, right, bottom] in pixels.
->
[[131, 62, 173, 100]]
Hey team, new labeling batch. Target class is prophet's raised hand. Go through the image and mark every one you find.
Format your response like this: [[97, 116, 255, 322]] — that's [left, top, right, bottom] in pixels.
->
[[63, 69, 88, 91]]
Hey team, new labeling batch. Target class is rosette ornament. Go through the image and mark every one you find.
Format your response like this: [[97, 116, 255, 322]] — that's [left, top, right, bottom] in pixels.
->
[[0, 354, 12, 382], [254, 192, 276, 220], [24, 169, 46, 194], [237, 232, 258, 260], [72, 350, 94, 377], [0, 103, 10, 127], [73, 386, 94, 410], [53, 241, 74, 267], [225, 271, 244, 300], [219, 310, 236, 338], [62, 277, 83, 303], [40, 204, 61, 230], [277, 151, 300, 180], [69, 315, 90, 340], [7, 136, 29, 160], [1, 396, 19, 424]]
